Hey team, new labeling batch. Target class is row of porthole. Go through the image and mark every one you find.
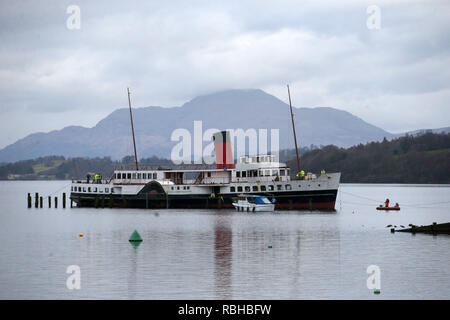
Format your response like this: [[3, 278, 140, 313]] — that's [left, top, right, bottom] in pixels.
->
[[71, 186, 113, 193], [170, 186, 191, 191], [115, 172, 158, 180], [230, 184, 292, 193], [229, 183, 321, 193]]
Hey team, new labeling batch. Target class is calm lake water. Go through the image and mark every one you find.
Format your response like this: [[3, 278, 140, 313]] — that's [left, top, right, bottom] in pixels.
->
[[0, 181, 449, 299]]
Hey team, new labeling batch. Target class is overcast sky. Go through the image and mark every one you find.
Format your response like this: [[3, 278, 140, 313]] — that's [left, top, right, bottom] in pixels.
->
[[0, 0, 449, 149]]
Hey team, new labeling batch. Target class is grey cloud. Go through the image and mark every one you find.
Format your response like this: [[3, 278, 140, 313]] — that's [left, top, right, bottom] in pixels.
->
[[0, 0, 449, 148]]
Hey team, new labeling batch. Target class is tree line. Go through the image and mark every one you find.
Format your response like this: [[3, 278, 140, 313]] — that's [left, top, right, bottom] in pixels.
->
[[1, 132, 449, 183], [285, 132, 450, 183], [0, 155, 172, 180]]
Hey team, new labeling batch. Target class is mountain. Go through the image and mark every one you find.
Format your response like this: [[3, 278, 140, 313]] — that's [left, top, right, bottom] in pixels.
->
[[0, 89, 394, 163]]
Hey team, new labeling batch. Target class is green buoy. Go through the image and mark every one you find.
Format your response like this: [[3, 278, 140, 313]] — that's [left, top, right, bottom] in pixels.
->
[[374, 289, 381, 294], [268, 245, 272, 248], [129, 229, 143, 242]]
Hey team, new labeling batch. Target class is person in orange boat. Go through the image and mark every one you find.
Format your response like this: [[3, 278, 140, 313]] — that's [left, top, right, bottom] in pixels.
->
[[385, 199, 390, 207]]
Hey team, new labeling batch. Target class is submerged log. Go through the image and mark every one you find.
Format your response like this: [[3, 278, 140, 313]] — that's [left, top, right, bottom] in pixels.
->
[[394, 222, 450, 235]]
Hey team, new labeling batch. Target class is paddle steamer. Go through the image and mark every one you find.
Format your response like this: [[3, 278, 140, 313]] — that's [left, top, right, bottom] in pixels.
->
[[70, 131, 340, 210], [70, 87, 340, 210]]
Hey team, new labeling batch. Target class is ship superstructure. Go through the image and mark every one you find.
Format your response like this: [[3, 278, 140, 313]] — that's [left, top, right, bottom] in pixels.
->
[[70, 131, 340, 210]]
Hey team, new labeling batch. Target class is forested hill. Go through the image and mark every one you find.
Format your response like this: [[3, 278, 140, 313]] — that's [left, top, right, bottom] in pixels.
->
[[1, 132, 449, 183], [286, 132, 450, 183]]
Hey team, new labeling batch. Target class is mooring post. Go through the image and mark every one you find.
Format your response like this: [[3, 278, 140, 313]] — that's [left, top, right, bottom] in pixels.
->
[[39, 196, 43, 208], [27, 193, 32, 208], [54, 196, 58, 208], [35, 192, 39, 208], [166, 193, 169, 209], [62, 193, 66, 209], [48, 196, 51, 208]]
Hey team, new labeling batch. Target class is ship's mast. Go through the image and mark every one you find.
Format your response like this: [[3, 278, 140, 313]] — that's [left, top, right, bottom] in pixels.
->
[[287, 84, 300, 174], [127, 87, 139, 171]]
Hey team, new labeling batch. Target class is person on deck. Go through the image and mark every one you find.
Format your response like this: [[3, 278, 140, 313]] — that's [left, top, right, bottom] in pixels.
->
[[385, 198, 390, 207], [321, 169, 325, 175], [86, 174, 91, 183], [296, 170, 305, 180]]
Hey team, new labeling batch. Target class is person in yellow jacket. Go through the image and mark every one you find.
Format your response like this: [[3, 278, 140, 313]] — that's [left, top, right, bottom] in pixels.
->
[[296, 170, 305, 180], [94, 173, 102, 183], [321, 169, 326, 175]]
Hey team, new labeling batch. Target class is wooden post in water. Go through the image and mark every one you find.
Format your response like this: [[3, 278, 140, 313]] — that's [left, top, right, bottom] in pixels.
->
[[27, 193, 32, 208], [166, 193, 169, 209], [35, 192, 39, 208], [54, 196, 58, 208], [39, 196, 43, 208], [48, 196, 51, 208], [62, 193, 66, 209]]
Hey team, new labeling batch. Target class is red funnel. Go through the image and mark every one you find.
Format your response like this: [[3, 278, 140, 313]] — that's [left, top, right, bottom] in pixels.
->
[[213, 131, 234, 169]]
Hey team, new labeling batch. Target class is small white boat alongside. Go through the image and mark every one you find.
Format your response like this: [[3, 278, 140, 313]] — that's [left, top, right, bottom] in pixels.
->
[[232, 194, 275, 212]]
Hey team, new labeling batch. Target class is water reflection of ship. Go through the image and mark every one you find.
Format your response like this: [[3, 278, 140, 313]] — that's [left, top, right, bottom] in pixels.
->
[[214, 215, 233, 299]]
